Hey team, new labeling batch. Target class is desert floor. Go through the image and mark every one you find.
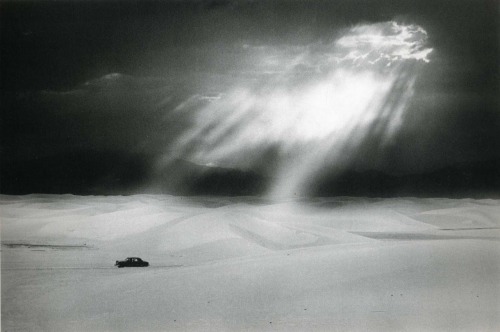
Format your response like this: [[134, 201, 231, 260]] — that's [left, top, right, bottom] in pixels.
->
[[2, 194, 499, 331]]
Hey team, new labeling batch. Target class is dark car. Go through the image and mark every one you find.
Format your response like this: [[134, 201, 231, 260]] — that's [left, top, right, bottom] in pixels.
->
[[115, 257, 149, 268]]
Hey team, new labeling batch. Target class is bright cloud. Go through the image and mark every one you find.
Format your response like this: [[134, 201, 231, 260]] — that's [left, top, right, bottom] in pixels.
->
[[336, 22, 432, 64], [166, 21, 433, 197]]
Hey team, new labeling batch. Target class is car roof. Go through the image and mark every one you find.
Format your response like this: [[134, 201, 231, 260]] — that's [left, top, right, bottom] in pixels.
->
[[126, 257, 142, 259]]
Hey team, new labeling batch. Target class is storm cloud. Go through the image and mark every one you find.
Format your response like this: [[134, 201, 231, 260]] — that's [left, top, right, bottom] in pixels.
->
[[1, 0, 498, 196]]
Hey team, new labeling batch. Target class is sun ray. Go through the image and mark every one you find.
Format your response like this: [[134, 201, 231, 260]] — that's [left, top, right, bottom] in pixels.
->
[[168, 21, 433, 197]]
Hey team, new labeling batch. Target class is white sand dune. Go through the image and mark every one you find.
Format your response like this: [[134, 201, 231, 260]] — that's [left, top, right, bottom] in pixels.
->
[[1, 194, 499, 331], [413, 205, 500, 229]]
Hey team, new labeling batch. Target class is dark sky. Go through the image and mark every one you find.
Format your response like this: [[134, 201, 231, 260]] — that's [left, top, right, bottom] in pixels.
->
[[1, 0, 499, 195]]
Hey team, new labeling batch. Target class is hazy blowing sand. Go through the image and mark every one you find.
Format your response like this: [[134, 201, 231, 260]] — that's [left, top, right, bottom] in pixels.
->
[[2, 194, 499, 331]]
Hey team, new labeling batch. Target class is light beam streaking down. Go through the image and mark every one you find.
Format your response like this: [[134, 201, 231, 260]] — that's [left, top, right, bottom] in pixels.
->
[[167, 21, 433, 197]]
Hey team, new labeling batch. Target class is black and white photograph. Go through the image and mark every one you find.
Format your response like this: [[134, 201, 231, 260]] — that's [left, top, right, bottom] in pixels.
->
[[1, 0, 499, 330]]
